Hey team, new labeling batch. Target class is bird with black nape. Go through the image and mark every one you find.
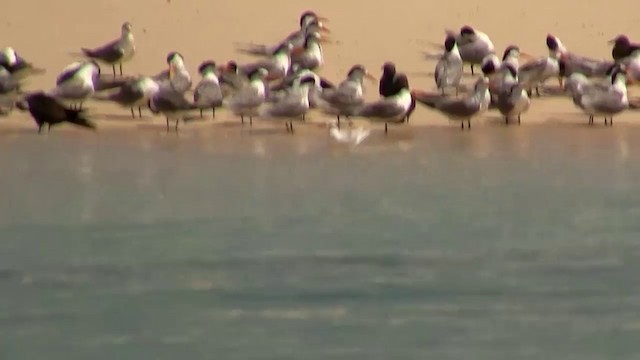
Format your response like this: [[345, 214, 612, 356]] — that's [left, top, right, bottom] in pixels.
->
[[16, 92, 96, 133], [609, 35, 640, 62], [378, 62, 416, 123]]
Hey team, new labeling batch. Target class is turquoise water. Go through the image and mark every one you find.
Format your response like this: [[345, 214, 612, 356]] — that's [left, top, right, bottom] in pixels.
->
[[1, 125, 640, 359]]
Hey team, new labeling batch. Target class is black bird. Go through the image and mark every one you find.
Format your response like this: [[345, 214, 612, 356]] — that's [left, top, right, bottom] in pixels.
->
[[16, 92, 96, 133], [378, 62, 416, 122]]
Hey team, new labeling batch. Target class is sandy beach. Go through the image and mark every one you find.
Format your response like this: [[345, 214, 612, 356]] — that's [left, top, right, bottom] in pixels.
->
[[2, 0, 639, 133]]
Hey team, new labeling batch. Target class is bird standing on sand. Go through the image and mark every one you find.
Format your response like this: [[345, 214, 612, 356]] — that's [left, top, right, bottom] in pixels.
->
[[148, 87, 199, 132], [449, 26, 495, 75], [566, 67, 629, 126], [0, 47, 46, 80], [0, 64, 22, 113], [414, 76, 491, 130], [81, 22, 135, 77], [354, 74, 413, 133], [319, 64, 376, 125], [49, 60, 101, 110], [16, 92, 96, 133], [259, 76, 318, 133], [494, 63, 530, 125], [223, 67, 269, 125], [435, 34, 463, 95], [378, 62, 416, 123], [153, 52, 192, 94], [194, 61, 223, 118], [92, 76, 160, 118]]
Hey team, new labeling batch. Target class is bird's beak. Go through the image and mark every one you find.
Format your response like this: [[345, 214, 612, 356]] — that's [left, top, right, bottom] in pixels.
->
[[607, 38, 617, 45], [319, 36, 333, 44], [319, 26, 331, 34], [365, 71, 377, 83], [317, 16, 329, 23]]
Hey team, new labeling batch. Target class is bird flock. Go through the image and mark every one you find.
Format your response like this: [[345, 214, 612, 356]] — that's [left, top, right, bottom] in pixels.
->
[[1, 11, 639, 136]]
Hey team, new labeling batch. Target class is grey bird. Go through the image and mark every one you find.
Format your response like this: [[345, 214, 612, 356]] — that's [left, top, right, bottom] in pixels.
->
[[565, 66, 629, 125], [193, 60, 223, 118], [354, 74, 413, 133], [319, 64, 376, 125], [291, 32, 327, 71], [414, 76, 491, 129], [237, 43, 294, 81], [259, 76, 317, 133], [148, 87, 199, 132], [80, 22, 135, 77], [152, 52, 192, 94], [16, 92, 96, 133], [49, 60, 102, 109], [494, 63, 530, 125], [0, 47, 46, 80], [446, 26, 496, 75], [0, 64, 22, 114], [223, 67, 269, 125], [93, 76, 160, 118], [435, 34, 463, 95], [236, 12, 330, 57]]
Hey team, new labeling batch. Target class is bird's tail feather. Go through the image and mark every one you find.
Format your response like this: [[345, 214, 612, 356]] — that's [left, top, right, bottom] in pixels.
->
[[64, 109, 97, 130]]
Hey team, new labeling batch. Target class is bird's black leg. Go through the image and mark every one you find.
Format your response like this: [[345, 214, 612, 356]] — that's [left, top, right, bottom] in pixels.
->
[[200, 109, 203, 118], [535, 87, 540, 97], [461, 121, 464, 130], [289, 121, 294, 134], [385, 123, 388, 134], [610, 117, 613, 126], [131, 108, 135, 118], [212, 107, 216, 118], [112, 64, 116, 77], [38, 124, 43, 134], [166, 118, 170, 132], [249, 116, 253, 126], [285, 122, 290, 132], [138, 107, 142, 117], [604, 117, 608, 125], [48, 123, 52, 133], [119, 63, 123, 76], [589, 115, 593, 125], [241, 115, 244, 125], [175, 119, 180, 132], [505, 116, 509, 125], [470, 64, 475, 75], [468, 119, 471, 129], [518, 115, 521, 124]]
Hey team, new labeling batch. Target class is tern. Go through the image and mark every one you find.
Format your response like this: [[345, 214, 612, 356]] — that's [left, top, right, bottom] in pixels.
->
[[93, 76, 160, 118], [259, 76, 317, 133], [319, 64, 376, 125], [80, 22, 135, 77], [447, 26, 495, 75], [0, 64, 22, 113], [565, 66, 629, 125], [193, 60, 223, 118], [548, 34, 613, 78], [153, 52, 192, 94], [414, 76, 491, 130], [236, 12, 330, 57], [223, 67, 269, 125], [49, 60, 102, 109], [291, 32, 327, 71], [494, 63, 530, 124], [609, 35, 640, 62], [148, 86, 199, 132], [517, 37, 564, 97], [353, 74, 413, 133], [16, 92, 96, 133], [434, 34, 463, 95], [237, 43, 294, 81], [0, 47, 45, 80]]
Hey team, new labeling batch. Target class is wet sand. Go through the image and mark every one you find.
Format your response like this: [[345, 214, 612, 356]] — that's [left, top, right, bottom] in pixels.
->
[[2, 0, 640, 133]]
